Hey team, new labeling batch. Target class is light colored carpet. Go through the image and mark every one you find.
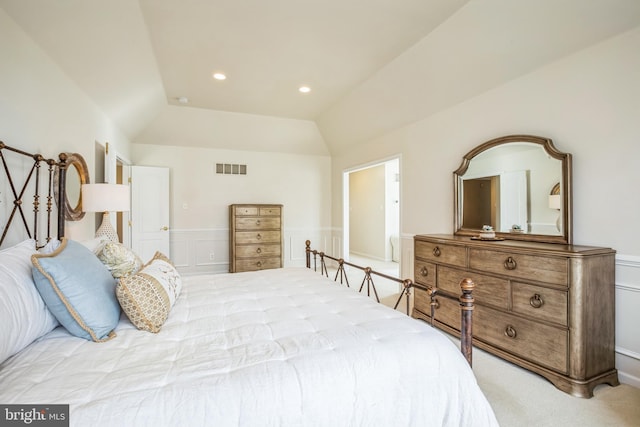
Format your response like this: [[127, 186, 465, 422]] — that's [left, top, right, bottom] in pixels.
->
[[330, 258, 640, 426], [384, 294, 640, 426], [471, 340, 640, 427]]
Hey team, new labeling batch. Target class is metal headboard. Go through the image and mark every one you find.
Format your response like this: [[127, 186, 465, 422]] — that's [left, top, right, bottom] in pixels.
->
[[0, 141, 67, 248]]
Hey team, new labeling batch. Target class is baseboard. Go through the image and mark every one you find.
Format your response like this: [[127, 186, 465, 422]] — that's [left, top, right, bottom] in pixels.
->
[[616, 347, 640, 389]]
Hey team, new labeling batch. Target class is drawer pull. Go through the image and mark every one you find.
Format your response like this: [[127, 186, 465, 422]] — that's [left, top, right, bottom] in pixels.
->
[[433, 247, 441, 257], [503, 256, 517, 270], [504, 325, 517, 339], [256, 248, 262, 254], [256, 261, 262, 268], [530, 293, 544, 308], [256, 233, 262, 240], [420, 266, 429, 277], [256, 219, 261, 226]]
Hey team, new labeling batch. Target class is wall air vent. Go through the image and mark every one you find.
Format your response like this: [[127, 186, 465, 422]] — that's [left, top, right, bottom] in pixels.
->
[[216, 163, 247, 175]]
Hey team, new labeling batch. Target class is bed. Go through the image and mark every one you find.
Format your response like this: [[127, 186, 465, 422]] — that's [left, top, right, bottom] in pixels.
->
[[0, 142, 498, 426]]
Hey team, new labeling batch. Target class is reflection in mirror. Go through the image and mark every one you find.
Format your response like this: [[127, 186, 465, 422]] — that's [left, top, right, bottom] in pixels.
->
[[54, 153, 90, 221], [454, 135, 572, 244], [66, 164, 81, 211]]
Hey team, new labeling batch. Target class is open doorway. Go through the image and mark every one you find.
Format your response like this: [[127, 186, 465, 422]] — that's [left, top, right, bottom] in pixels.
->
[[94, 141, 131, 246], [343, 156, 400, 280]]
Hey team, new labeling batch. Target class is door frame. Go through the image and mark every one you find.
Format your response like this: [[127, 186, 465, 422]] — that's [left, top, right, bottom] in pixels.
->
[[342, 154, 401, 262]]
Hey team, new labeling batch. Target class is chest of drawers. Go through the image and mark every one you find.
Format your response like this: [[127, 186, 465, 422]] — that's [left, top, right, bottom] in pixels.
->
[[413, 234, 618, 397], [229, 204, 283, 273]]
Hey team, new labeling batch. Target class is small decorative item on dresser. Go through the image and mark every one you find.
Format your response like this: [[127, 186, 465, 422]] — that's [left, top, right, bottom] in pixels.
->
[[479, 225, 495, 239], [510, 224, 524, 233]]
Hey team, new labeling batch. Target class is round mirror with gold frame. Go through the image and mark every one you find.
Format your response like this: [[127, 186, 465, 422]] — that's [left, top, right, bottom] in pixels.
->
[[54, 152, 90, 221]]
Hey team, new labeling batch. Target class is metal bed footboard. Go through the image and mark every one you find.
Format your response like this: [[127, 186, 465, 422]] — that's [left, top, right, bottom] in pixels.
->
[[304, 240, 475, 367]]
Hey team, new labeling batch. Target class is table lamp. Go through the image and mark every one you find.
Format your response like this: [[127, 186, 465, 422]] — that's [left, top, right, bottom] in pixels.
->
[[81, 183, 130, 242]]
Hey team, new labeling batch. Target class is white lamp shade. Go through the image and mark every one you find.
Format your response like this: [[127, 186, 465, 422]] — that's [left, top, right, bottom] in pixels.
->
[[548, 194, 561, 210], [82, 184, 130, 212]]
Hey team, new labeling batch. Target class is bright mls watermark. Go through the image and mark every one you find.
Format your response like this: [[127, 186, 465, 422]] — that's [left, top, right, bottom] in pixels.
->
[[0, 405, 68, 426]]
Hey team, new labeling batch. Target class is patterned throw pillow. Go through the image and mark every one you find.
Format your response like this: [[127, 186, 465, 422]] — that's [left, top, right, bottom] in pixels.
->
[[96, 242, 143, 278], [116, 252, 182, 333]]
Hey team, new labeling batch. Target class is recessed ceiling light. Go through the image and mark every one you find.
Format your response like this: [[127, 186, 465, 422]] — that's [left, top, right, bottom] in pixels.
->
[[213, 73, 227, 80], [177, 96, 189, 104], [299, 86, 311, 93]]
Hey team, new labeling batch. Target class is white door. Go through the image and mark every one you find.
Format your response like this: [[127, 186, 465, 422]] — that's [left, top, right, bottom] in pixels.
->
[[499, 170, 528, 232], [131, 166, 170, 261]]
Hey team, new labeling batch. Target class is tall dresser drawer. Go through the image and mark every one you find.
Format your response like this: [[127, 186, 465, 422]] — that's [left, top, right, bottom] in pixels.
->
[[415, 240, 466, 268], [235, 230, 281, 244], [235, 217, 281, 230], [259, 206, 281, 216], [474, 305, 568, 373], [438, 266, 509, 310], [512, 282, 567, 326], [235, 207, 259, 216], [235, 257, 281, 272], [469, 248, 568, 286], [235, 244, 281, 258]]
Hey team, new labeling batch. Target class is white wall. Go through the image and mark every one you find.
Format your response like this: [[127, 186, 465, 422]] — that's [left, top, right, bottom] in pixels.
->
[[349, 165, 386, 260], [329, 27, 640, 387], [0, 8, 131, 244], [131, 143, 332, 274]]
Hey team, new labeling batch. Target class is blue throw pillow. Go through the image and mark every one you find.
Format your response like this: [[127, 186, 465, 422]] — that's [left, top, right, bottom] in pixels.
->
[[31, 238, 120, 342]]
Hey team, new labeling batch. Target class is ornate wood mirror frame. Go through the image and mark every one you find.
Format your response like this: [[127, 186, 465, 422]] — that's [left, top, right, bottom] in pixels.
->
[[54, 152, 90, 221], [454, 135, 572, 244]]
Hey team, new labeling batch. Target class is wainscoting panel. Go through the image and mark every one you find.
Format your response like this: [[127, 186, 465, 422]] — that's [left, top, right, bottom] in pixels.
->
[[172, 228, 334, 276], [170, 229, 230, 275], [615, 254, 640, 388]]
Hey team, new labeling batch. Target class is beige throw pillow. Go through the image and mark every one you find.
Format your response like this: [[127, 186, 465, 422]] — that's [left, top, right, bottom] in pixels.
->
[[97, 242, 143, 278], [116, 252, 182, 333]]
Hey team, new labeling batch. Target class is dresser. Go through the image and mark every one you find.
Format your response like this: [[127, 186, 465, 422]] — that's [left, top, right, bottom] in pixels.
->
[[412, 234, 618, 398], [229, 204, 283, 273]]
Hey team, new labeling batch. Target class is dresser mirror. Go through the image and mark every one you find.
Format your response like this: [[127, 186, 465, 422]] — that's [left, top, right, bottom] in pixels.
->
[[454, 135, 572, 244]]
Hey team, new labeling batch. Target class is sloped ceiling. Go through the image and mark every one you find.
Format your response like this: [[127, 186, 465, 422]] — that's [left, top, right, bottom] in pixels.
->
[[2, 0, 640, 155]]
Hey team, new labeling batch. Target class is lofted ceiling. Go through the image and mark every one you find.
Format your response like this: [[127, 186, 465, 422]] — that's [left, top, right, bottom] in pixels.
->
[[2, 0, 640, 155]]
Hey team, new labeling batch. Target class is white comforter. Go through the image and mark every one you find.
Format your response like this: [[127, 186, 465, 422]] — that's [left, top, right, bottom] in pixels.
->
[[0, 268, 498, 427]]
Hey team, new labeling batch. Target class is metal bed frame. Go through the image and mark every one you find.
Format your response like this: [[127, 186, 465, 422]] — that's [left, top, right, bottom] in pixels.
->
[[304, 240, 475, 366]]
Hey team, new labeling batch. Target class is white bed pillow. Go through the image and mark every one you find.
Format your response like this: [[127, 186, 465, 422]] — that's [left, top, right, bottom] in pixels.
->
[[0, 239, 58, 364], [39, 236, 109, 255]]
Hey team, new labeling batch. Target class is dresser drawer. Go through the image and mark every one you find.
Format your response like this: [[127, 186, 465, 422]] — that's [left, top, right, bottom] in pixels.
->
[[512, 282, 567, 326], [235, 217, 281, 230], [414, 289, 460, 329], [438, 266, 509, 310], [235, 230, 281, 244], [414, 260, 435, 287], [474, 305, 568, 373], [259, 206, 281, 216], [469, 248, 568, 286], [235, 244, 281, 258], [235, 257, 281, 272], [234, 207, 259, 216], [415, 240, 466, 268]]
